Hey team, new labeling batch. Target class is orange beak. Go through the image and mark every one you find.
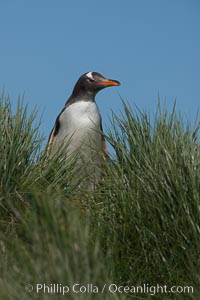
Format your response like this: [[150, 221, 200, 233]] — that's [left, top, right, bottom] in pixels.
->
[[100, 79, 120, 87]]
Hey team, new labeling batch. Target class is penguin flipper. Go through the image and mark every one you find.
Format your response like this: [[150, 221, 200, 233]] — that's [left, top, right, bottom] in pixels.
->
[[46, 115, 61, 156], [101, 134, 107, 156]]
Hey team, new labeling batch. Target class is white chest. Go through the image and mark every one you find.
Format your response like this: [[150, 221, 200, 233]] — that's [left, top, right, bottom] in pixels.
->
[[56, 101, 102, 153]]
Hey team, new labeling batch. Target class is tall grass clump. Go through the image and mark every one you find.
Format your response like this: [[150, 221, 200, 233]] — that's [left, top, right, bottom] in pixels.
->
[[0, 94, 43, 228], [0, 189, 124, 300], [0, 94, 80, 229], [0, 93, 199, 300], [89, 101, 200, 298]]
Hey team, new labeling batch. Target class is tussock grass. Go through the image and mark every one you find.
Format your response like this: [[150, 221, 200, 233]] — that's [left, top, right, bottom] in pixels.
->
[[0, 94, 199, 299], [89, 102, 200, 292]]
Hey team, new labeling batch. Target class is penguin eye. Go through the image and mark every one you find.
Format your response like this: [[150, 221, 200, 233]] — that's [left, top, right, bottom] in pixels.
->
[[88, 77, 95, 83]]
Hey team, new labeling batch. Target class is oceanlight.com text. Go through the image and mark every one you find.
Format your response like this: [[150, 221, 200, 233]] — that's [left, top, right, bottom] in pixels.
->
[[25, 282, 194, 296]]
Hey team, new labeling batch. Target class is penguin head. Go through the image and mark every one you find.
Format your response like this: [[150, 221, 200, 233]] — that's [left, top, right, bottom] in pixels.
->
[[71, 71, 120, 98]]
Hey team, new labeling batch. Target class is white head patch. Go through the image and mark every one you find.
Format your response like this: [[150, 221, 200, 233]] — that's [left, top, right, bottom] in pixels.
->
[[86, 72, 94, 80]]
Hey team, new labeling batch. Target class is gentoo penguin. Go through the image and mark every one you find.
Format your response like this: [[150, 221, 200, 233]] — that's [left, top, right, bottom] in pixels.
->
[[47, 71, 120, 189]]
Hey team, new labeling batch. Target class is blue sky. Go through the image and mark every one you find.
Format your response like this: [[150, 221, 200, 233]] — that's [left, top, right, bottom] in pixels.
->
[[0, 0, 199, 146]]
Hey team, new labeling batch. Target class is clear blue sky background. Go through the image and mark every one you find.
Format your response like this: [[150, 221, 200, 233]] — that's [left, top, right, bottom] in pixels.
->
[[0, 0, 199, 146]]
